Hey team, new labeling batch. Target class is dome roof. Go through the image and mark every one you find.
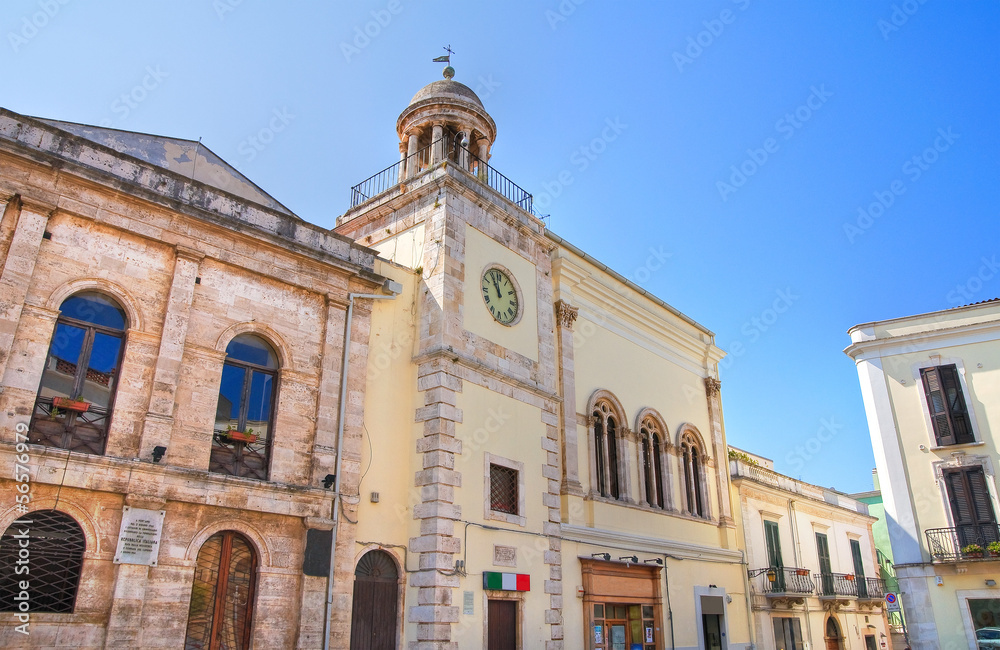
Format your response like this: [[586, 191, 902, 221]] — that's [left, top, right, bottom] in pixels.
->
[[409, 80, 484, 108]]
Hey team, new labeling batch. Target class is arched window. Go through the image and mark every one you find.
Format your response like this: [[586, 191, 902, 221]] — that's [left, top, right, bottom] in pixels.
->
[[350, 550, 400, 650], [184, 531, 257, 650], [211, 334, 279, 480], [30, 292, 128, 455], [0, 510, 85, 613], [640, 417, 666, 509], [593, 400, 621, 500], [681, 431, 708, 518]]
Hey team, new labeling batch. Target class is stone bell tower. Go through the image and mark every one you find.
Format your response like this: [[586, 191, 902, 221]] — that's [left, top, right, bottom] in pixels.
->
[[337, 67, 562, 650], [395, 65, 496, 180]]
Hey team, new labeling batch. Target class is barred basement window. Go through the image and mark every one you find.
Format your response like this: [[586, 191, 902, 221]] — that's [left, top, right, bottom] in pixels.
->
[[0, 510, 85, 613], [490, 463, 519, 515]]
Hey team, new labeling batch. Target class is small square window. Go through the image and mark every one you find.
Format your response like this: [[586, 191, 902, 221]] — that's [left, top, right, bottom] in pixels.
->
[[490, 464, 518, 515]]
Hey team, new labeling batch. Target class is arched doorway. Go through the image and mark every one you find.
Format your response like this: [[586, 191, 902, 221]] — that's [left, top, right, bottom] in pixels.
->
[[825, 616, 843, 650], [184, 531, 258, 650], [350, 550, 399, 650]]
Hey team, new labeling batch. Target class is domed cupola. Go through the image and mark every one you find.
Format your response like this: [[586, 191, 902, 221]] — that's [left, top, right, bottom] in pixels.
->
[[396, 66, 497, 177]]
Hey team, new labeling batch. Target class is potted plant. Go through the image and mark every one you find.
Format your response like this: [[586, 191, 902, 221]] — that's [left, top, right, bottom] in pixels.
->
[[796, 568, 810, 577], [224, 425, 257, 443], [845, 574, 855, 581], [962, 543, 985, 558], [53, 395, 90, 412], [987, 541, 1000, 557]]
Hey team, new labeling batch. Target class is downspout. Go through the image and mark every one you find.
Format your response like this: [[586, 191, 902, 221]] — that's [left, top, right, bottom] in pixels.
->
[[788, 499, 813, 646], [740, 550, 755, 650], [324, 288, 399, 650]]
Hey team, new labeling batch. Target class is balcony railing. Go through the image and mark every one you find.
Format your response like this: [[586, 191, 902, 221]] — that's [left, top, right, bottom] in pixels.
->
[[861, 576, 887, 600], [815, 572, 862, 598], [926, 524, 1000, 562], [349, 134, 533, 214], [28, 397, 110, 455], [748, 567, 815, 595]]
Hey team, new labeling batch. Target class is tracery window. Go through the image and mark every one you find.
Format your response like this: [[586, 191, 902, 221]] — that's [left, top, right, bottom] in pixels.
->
[[0, 510, 85, 613], [639, 417, 666, 509], [30, 292, 127, 455], [680, 431, 708, 518], [593, 400, 622, 500], [211, 334, 279, 480]]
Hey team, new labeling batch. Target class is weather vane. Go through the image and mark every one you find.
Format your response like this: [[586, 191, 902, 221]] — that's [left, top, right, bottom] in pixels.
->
[[432, 45, 454, 65]]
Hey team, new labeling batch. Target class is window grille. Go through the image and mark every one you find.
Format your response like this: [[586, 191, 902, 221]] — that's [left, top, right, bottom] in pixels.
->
[[490, 464, 518, 515], [0, 510, 85, 613]]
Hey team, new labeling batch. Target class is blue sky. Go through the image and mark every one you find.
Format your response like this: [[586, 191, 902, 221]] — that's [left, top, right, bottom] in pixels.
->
[[5, 1, 998, 493]]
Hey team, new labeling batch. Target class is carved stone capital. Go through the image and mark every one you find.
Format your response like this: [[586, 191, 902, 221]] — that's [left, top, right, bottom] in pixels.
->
[[704, 377, 722, 397], [555, 300, 579, 330]]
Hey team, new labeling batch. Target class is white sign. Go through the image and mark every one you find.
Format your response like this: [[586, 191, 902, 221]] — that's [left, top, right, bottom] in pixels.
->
[[885, 592, 900, 612], [463, 591, 474, 615], [114, 506, 165, 566]]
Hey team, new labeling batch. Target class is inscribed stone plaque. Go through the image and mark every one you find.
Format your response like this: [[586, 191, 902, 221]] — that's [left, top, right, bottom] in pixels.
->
[[113, 506, 165, 566], [493, 544, 516, 567], [463, 590, 474, 615]]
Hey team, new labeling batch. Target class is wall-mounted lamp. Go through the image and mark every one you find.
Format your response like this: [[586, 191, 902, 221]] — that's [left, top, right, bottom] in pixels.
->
[[323, 474, 336, 489], [152, 446, 166, 463], [619, 555, 638, 564], [987, 579, 997, 587], [591, 553, 611, 561], [643, 558, 664, 565]]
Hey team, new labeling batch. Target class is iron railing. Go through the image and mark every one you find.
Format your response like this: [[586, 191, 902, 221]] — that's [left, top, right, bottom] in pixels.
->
[[926, 524, 1000, 562], [861, 576, 887, 600], [29, 397, 111, 456], [350, 137, 441, 207], [349, 134, 533, 214], [748, 567, 815, 595], [815, 572, 861, 598]]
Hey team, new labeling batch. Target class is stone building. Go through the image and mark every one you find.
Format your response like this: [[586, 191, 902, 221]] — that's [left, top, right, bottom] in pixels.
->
[[0, 109, 391, 648], [730, 448, 891, 650], [0, 68, 752, 649], [847, 300, 1000, 649]]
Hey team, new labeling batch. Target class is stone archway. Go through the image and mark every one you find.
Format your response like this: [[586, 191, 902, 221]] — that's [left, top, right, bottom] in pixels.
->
[[350, 549, 400, 650], [825, 615, 844, 650]]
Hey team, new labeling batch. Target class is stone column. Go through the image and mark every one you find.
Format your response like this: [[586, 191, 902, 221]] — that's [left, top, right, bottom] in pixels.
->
[[138, 245, 203, 460], [554, 301, 583, 496], [704, 377, 733, 526], [431, 123, 444, 163], [397, 143, 408, 184], [104, 495, 167, 648], [0, 196, 54, 384], [406, 133, 419, 179]]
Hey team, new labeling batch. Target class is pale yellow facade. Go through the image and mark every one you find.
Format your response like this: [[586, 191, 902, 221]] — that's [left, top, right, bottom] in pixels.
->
[[847, 301, 1000, 649], [730, 449, 891, 650]]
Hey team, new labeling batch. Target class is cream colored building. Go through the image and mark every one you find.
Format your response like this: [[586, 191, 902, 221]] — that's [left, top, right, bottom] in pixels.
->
[[730, 448, 890, 650], [333, 68, 751, 649], [846, 301, 1000, 649]]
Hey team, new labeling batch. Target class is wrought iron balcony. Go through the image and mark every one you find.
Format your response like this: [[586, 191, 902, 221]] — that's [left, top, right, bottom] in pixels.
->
[[349, 134, 533, 214], [860, 577, 887, 601], [926, 524, 1000, 562], [814, 572, 861, 598], [748, 567, 815, 596], [29, 396, 110, 455]]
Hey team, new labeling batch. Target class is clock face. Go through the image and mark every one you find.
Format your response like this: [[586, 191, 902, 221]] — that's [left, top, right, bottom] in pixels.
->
[[481, 267, 519, 325]]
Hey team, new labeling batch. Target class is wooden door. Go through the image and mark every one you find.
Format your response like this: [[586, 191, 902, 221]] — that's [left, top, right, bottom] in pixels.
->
[[350, 551, 399, 650], [488, 599, 516, 650]]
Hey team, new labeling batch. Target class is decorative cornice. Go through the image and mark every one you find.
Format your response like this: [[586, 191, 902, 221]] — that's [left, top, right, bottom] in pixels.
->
[[561, 523, 741, 562], [555, 300, 579, 330]]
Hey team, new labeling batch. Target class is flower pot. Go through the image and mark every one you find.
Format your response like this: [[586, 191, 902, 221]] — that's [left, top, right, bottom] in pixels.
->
[[53, 397, 90, 412], [796, 569, 809, 577], [966, 551, 984, 559], [845, 574, 855, 581], [225, 430, 257, 443]]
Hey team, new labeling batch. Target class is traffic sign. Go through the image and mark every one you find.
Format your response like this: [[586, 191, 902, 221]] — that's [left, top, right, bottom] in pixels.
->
[[885, 592, 900, 611]]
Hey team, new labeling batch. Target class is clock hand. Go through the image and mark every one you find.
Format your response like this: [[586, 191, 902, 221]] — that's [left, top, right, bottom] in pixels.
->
[[492, 278, 502, 298]]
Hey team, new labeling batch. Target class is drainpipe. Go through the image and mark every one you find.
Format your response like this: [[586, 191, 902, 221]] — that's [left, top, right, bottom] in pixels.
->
[[740, 550, 755, 650], [788, 499, 814, 646], [323, 285, 399, 650]]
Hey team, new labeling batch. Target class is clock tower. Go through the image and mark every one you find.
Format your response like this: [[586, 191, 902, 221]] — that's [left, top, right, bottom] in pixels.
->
[[336, 68, 562, 649]]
